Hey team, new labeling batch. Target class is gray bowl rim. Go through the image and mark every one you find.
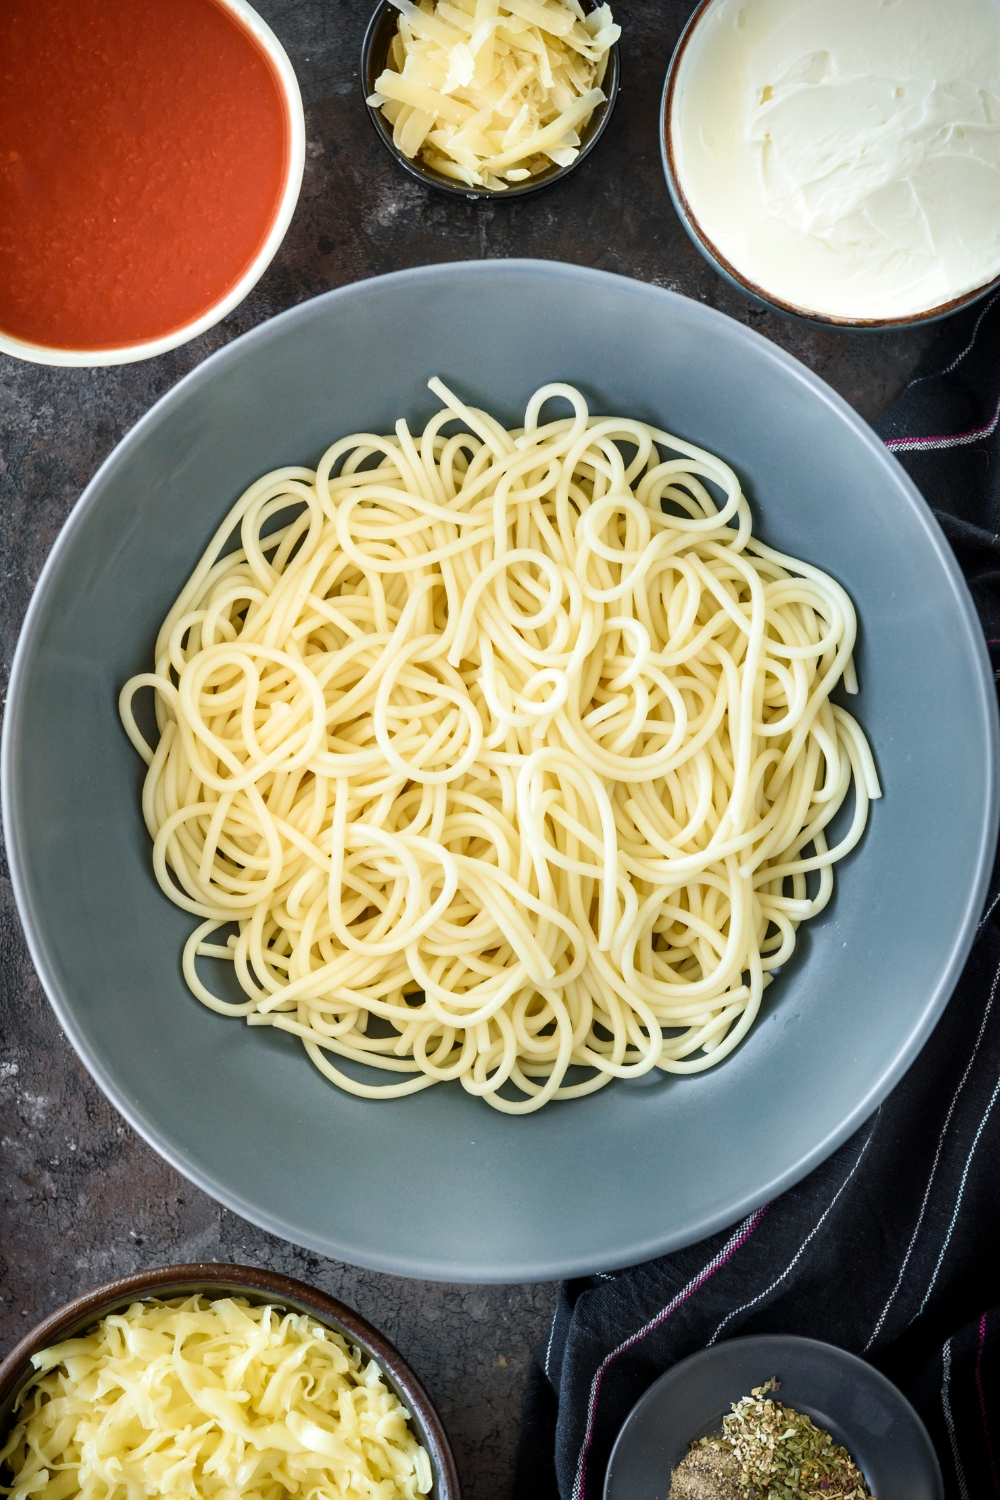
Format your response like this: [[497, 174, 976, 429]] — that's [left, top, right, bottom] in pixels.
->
[[659, 0, 1000, 331], [603, 1332, 944, 1499], [0, 1262, 460, 1500], [1, 258, 997, 1279], [360, 0, 620, 200]]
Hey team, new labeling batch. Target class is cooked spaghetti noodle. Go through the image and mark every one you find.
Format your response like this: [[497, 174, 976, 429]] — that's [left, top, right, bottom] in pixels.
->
[[120, 381, 880, 1114]]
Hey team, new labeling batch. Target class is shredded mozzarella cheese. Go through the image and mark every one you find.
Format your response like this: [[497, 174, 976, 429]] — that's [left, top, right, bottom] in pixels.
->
[[368, 0, 619, 188], [0, 1297, 433, 1500]]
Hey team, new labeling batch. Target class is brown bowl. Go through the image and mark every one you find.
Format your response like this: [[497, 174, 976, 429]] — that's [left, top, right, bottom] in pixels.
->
[[660, 0, 1000, 330], [0, 1263, 461, 1500]]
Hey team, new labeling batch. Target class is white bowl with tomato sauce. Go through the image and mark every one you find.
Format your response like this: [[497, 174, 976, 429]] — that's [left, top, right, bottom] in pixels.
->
[[0, 0, 305, 367]]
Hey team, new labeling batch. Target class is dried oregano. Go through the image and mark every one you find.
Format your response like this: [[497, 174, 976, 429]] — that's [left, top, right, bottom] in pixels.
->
[[669, 1380, 874, 1500]]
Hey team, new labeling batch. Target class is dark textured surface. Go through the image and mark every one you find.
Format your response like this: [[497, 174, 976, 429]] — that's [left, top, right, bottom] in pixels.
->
[[0, 3, 934, 1496]]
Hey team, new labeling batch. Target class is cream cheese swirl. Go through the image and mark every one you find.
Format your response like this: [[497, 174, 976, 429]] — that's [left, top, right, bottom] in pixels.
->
[[672, 0, 1000, 319]]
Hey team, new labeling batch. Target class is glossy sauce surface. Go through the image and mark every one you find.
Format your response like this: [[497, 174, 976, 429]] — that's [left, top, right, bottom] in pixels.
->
[[0, 0, 290, 351]]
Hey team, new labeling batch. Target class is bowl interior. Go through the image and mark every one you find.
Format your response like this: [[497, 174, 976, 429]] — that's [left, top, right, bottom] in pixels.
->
[[362, 0, 619, 198], [603, 1335, 943, 1500], [3, 259, 996, 1281], [0, 1267, 458, 1500]]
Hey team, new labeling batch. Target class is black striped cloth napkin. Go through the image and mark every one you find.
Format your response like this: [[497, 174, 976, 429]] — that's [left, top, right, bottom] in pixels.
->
[[515, 289, 1000, 1500]]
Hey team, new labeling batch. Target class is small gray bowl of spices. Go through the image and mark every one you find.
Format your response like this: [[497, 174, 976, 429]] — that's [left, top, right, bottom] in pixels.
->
[[603, 1334, 943, 1500]]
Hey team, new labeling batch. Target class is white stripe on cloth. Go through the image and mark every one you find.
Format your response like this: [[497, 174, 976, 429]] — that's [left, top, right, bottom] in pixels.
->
[[544, 1305, 560, 1381], [908, 290, 1000, 388], [941, 1337, 971, 1500], [569, 1205, 767, 1500], [916, 1066, 1000, 1319], [979, 889, 1000, 933], [864, 958, 1000, 1351], [885, 382, 1000, 453], [705, 1118, 879, 1347]]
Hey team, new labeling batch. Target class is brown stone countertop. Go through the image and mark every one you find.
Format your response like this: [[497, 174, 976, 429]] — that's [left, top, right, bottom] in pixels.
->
[[0, 3, 932, 1497]]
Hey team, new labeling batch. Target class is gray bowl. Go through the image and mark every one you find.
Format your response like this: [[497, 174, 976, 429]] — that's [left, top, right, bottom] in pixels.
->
[[2, 260, 997, 1281], [604, 1335, 943, 1500]]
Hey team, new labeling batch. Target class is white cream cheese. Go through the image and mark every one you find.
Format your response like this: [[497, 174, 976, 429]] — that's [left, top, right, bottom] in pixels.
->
[[671, 0, 1000, 319]]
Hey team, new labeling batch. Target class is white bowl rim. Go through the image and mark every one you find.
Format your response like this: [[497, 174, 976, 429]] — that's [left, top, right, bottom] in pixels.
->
[[0, 0, 305, 369]]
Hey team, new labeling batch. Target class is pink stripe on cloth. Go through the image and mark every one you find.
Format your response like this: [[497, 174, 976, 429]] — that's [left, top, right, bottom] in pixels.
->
[[975, 1312, 1000, 1496], [885, 386, 1000, 455], [570, 1204, 769, 1500]]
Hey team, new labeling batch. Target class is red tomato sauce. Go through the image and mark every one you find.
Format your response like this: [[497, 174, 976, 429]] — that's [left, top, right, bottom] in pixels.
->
[[0, 0, 290, 352]]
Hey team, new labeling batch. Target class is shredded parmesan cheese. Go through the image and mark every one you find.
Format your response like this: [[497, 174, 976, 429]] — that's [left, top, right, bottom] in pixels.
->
[[368, 0, 619, 188], [0, 1297, 433, 1500]]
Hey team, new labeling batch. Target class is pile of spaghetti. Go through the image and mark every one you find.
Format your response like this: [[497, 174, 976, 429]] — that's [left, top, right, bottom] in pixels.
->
[[120, 380, 880, 1114]]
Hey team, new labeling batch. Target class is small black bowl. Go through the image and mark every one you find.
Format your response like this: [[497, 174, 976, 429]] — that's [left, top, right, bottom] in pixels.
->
[[603, 1334, 943, 1500], [0, 1263, 461, 1500], [361, 0, 620, 200]]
